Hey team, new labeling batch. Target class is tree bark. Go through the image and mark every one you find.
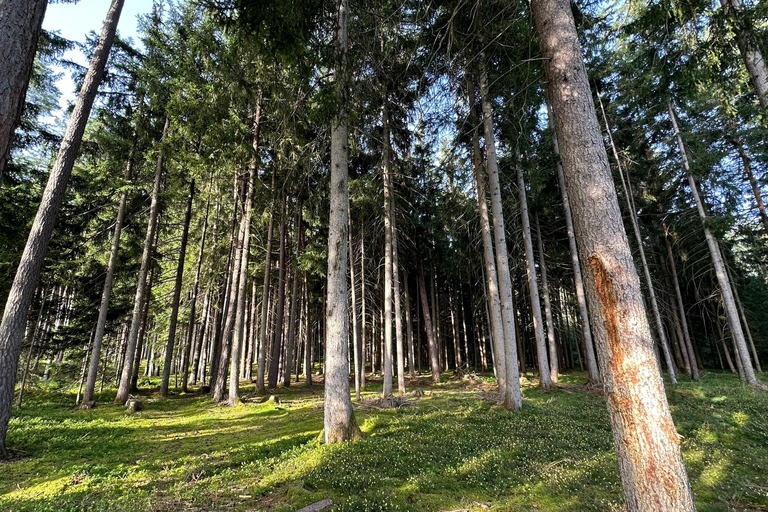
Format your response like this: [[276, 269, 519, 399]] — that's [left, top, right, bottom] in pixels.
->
[[255, 173, 276, 392], [517, 161, 554, 386], [323, 0, 360, 444], [417, 262, 441, 383], [284, 201, 303, 387], [348, 209, 361, 399], [531, 0, 695, 507], [268, 197, 288, 389], [534, 214, 559, 384], [468, 77, 509, 401], [668, 102, 759, 386], [0, 0, 48, 183], [115, 114, 169, 405]]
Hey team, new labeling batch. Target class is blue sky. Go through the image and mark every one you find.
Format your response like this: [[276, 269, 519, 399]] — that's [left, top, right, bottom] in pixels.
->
[[42, 0, 156, 112]]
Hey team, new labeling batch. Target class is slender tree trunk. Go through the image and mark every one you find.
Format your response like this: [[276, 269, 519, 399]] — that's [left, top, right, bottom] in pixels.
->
[[517, 162, 553, 386], [669, 102, 759, 386], [360, 224, 367, 389], [83, 95, 142, 406], [478, 64, 525, 402], [268, 197, 288, 389], [404, 271, 415, 378], [0, 0, 125, 453], [418, 262, 441, 383], [115, 115, 169, 405], [348, 209, 361, 399], [725, 258, 761, 373], [531, 1, 695, 507], [160, 179, 195, 396], [468, 78, 508, 400], [182, 178, 212, 391], [284, 201, 303, 387], [255, 175, 276, 392], [0, 0, 48, 182], [534, 214, 559, 383], [382, 101, 395, 397], [227, 96, 262, 405], [323, 0, 360, 444], [190, 292, 210, 385], [392, 204, 406, 392]]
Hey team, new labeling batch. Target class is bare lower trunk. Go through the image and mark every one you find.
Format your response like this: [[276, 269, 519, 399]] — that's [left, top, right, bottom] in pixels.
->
[[417, 263, 441, 383], [534, 214, 559, 384], [669, 102, 759, 386], [382, 102, 394, 397], [323, 0, 359, 444], [348, 212, 361, 399], [517, 162, 553, 386], [404, 271, 415, 378], [725, 255, 761, 373], [468, 78, 508, 400], [477, 69, 523, 406], [268, 198, 288, 389], [160, 179, 195, 396], [532, 0, 695, 507], [0, 0, 48, 182], [255, 176, 276, 391], [115, 116, 168, 404], [392, 208, 406, 393], [284, 201, 303, 387]]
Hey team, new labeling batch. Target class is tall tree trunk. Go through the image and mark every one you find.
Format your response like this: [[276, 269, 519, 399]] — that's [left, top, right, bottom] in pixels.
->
[[182, 177, 212, 391], [404, 271, 415, 378], [551, 115, 600, 383], [468, 78, 508, 401], [284, 200, 303, 387], [348, 209, 361, 399], [0, 0, 48, 182], [255, 173, 276, 392], [669, 102, 760, 386], [115, 115, 168, 404], [360, 223, 367, 389], [83, 95, 143, 406], [721, 0, 768, 117], [478, 64, 525, 402], [268, 197, 288, 389], [597, 96, 680, 383], [0, 0, 125, 453], [323, 0, 359, 444], [725, 119, 768, 232], [227, 95, 262, 405], [531, 1, 695, 508], [382, 101, 394, 397], [160, 179, 195, 396], [517, 162, 553, 386], [534, 214, 559, 384], [392, 200, 406, 393], [659, 219, 695, 381], [418, 262, 441, 383], [725, 256, 761, 373]]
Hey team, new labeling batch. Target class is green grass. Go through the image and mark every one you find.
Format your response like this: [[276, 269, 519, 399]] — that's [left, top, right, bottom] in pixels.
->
[[1, 371, 767, 511]]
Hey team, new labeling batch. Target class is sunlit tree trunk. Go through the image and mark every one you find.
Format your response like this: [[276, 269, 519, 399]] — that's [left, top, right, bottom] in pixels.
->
[[382, 101, 394, 397], [323, 0, 360, 444], [255, 172, 276, 392], [531, 0, 695, 507], [348, 211, 361, 399]]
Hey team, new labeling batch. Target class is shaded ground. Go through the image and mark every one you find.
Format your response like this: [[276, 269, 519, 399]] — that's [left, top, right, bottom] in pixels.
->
[[1, 371, 767, 511]]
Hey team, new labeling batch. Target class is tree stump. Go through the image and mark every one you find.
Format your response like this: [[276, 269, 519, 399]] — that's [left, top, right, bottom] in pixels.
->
[[126, 399, 143, 413]]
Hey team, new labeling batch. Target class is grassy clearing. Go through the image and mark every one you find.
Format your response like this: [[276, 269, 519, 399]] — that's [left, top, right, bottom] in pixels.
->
[[1, 371, 767, 511]]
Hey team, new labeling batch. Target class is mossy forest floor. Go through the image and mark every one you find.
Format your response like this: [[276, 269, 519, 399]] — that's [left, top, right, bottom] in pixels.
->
[[2, 371, 767, 511]]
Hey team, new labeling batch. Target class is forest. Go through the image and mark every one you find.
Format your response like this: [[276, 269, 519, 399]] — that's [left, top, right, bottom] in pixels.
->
[[0, 0, 767, 510]]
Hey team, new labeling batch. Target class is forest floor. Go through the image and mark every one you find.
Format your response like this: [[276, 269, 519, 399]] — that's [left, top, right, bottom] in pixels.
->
[[1, 370, 767, 512]]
